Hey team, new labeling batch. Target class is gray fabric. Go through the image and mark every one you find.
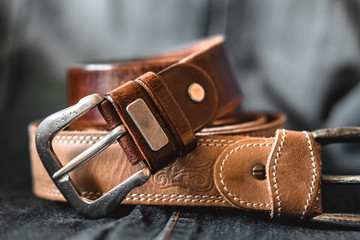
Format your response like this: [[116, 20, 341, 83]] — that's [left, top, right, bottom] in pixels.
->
[[1, 0, 360, 239], [226, 0, 360, 173]]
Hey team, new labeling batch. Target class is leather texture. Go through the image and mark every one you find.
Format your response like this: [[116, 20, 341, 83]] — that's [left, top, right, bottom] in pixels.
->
[[69, 37, 243, 172], [30, 36, 360, 223], [212, 129, 322, 219], [30, 113, 303, 208], [30, 113, 327, 219]]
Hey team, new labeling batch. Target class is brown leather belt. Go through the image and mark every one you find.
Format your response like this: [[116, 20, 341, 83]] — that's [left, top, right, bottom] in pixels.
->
[[31, 37, 360, 225]]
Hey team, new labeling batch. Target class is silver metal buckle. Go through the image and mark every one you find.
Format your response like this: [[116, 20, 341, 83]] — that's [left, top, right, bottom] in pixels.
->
[[36, 94, 151, 218]]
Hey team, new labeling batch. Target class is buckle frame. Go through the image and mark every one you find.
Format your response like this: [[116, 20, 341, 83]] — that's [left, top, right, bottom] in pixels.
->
[[313, 127, 360, 184], [36, 94, 150, 218], [311, 127, 360, 223]]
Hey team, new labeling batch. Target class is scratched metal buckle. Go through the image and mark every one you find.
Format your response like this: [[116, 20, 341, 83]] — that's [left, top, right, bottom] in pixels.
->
[[36, 94, 151, 218], [314, 127, 360, 184], [311, 128, 360, 223]]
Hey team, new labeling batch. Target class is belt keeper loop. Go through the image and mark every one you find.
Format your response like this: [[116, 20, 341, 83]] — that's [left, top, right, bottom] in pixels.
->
[[136, 72, 197, 157], [103, 77, 196, 172]]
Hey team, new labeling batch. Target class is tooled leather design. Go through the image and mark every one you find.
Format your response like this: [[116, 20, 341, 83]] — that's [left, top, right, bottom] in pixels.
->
[[149, 149, 214, 192], [30, 113, 291, 210], [98, 37, 243, 171]]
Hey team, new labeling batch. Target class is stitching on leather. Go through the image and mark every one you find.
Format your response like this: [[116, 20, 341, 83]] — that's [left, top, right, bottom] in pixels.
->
[[273, 129, 286, 218], [37, 186, 228, 203], [53, 135, 111, 145], [198, 143, 232, 147], [302, 131, 317, 219], [124, 193, 227, 203], [198, 139, 236, 143], [53, 135, 235, 147], [219, 143, 272, 207], [198, 139, 236, 147], [124, 197, 226, 203]]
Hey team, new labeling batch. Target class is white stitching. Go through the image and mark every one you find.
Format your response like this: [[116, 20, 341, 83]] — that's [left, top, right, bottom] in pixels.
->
[[126, 193, 223, 199], [273, 129, 286, 218], [54, 135, 235, 147], [124, 197, 227, 203], [219, 143, 272, 207], [198, 139, 236, 143], [198, 143, 233, 147], [37, 186, 228, 203], [302, 131, 317, 219]]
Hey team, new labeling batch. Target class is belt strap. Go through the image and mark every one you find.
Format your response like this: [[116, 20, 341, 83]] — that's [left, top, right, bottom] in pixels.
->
[[31, 36, 360, 224], [31, 113, 293, 209], [68, 36, 242, 172], [30, 120, 360, 223]]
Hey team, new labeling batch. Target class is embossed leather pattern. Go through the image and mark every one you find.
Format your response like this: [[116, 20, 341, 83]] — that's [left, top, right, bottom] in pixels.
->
[[95, 37, 243, 172], [29, 113, 286, 208], [30, 36, 360, 223]]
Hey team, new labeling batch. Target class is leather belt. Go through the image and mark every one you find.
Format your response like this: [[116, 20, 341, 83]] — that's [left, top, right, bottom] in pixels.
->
[[71, 36, 243, 172], [29, 112, 285, 207], [31, 36, 360, 225]]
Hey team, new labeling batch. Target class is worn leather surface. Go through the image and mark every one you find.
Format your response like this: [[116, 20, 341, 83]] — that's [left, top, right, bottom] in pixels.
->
[[96, 37, 243, 172], [30, 112, 327, 218], [29, 113, 284, 210], [34, 114, 354, 221], [68, 37, 243, 172], [3, 0, 360, 238], [212, 129, 322, 219], [30, 35, 360, 223], [266, 130, 322, 219], [30, 35, 354, 220]]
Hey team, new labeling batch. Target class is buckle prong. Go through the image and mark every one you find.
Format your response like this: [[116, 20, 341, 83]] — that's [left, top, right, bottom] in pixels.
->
[[36, 93, 151, 218], [52, 125, 127, 180]]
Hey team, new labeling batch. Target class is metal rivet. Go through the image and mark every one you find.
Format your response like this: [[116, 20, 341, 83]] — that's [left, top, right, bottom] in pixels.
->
[[188, 83, 205, 103], [252, 164, 266, 180]]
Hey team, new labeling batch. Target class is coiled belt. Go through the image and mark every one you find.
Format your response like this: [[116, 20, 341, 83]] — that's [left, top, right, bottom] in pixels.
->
[[30, 36, 360, 225]]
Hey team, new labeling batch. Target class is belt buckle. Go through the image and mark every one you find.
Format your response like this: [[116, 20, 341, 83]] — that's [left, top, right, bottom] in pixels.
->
[[311, 128, 360, 223], [36, 94, 151, 218]]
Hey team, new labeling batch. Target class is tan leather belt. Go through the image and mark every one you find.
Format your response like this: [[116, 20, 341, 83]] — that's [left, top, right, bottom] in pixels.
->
[[31, 36, 360, 224], [30, 112, 285, 206]]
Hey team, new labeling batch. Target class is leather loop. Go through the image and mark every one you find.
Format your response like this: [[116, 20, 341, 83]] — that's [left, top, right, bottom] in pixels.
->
[[97, 37, 242, 172], [33, 36, 360, 223], [136, 71, 196, 157], [153, 63, 218, 131], [68, 59, 176, 129], [29, 113, 286, 207], [213, 138, 273, 211], [213, 129, 322, 219], [267, 130, 322, 219], [30, 113, 324, 218]]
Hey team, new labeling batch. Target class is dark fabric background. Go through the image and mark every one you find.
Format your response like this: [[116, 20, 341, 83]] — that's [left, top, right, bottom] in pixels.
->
[[1, 0, 360, 239]]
